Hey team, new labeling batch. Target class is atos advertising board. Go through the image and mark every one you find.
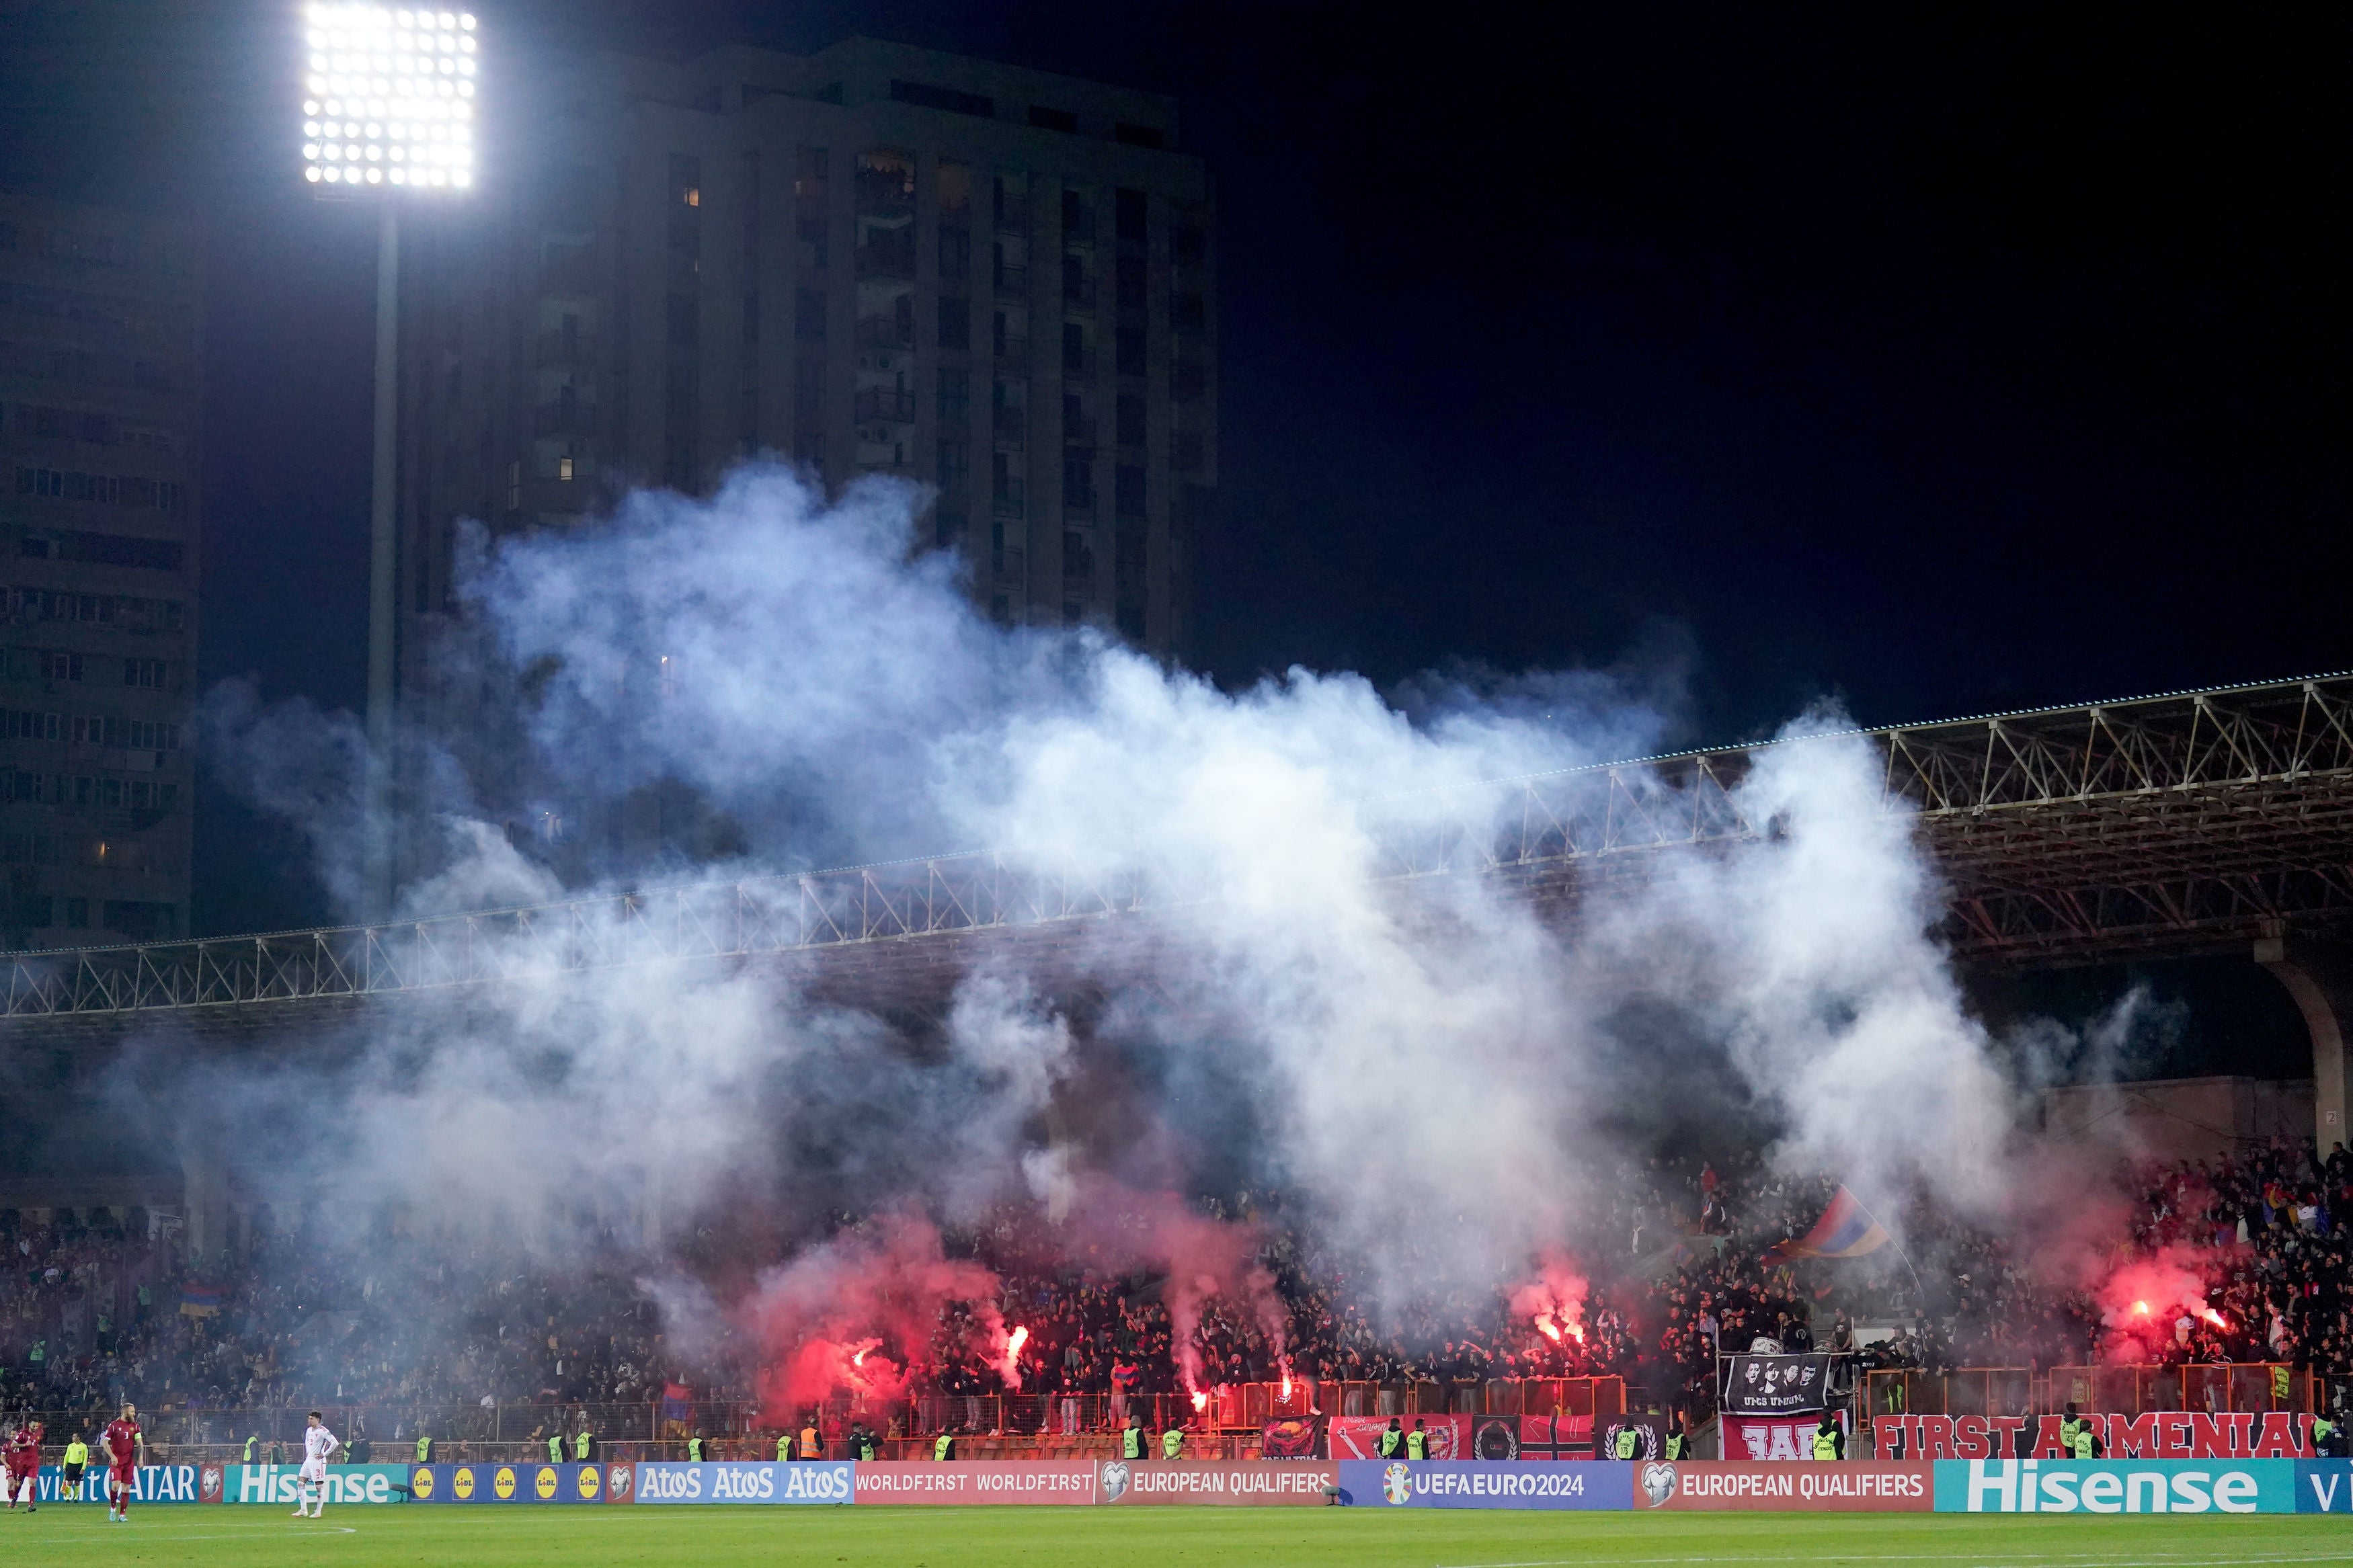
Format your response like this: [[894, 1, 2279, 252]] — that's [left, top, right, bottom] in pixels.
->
[[1632, 1461, 1930, 1511], [634, 1461, 854, 1504], [1935, 1459, 2295, 1514], [1339, 1460, 1631, 1510]]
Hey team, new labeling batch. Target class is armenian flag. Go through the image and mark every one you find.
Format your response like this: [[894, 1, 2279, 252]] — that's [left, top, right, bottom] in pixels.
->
[[1764, 1186, 1890, 1264], [178, 1280, 225, 1316]]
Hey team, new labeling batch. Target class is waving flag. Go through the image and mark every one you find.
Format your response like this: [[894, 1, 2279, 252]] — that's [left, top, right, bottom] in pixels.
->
[[179, 1281, 225, 1316], [1764, 1186, 1889, 1264]]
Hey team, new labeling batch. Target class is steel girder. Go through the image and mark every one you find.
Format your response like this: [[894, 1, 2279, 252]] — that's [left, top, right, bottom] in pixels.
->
[[5, 673, 2349, 1019]]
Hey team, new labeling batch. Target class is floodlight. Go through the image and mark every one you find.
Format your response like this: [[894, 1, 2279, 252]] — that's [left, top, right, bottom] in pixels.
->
[[299, 3, 477, 197]]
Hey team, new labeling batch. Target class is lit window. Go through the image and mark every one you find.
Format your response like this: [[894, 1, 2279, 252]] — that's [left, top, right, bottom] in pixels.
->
[[557, 456, 573, 481]]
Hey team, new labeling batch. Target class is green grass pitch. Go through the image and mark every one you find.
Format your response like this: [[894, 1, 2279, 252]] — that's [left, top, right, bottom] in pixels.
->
[[5, 1506, 2344, 1565]]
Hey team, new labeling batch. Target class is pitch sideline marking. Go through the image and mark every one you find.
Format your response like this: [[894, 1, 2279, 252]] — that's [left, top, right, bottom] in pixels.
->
[[1437, 1553, 2353, 1568]]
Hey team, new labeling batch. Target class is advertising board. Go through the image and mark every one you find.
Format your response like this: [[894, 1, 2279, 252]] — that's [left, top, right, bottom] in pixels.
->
[[1933, 1458, 2294, 1514], [408, 1462, 621, 1503], [1339, 1460, 1631, 1510], [227, 1464, 412, 1505], [1632, 1460, 1930, 1511], [30, 1463, 208, 1505], [2295, 1460, 2353, 1513], [1096, 1460, 1334, 1505], [854, 1461, 1097, 1504], [633, 1461, 854, 1504]]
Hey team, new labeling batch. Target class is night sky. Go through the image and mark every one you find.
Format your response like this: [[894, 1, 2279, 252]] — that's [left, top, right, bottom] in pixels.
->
[[0, 0, 2344, 1059]]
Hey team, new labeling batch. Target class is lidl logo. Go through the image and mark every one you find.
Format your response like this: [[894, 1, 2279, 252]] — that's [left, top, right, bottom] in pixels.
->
[[535, 1467, 559, 1500], [452, 1467, 476, 1501], [413, 1467, 436, 1501], [577, 1467, 601, 1501], [493, 1466, 516, 1501]]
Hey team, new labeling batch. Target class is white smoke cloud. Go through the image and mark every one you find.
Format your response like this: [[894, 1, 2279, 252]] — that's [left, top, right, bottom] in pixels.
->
[[190, 462, 2067, 1334]]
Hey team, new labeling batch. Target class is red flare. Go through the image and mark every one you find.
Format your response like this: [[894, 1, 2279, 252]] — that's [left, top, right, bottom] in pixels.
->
[[1534, 1316, 1562, 1343], [2132, 1301, 2150, 1316], [1190, 1391, 1208, 1412]]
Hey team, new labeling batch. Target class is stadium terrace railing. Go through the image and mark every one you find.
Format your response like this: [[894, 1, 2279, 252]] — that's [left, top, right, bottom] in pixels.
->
[[7, 673, 2351, 1016], [12, 1377, 1629, 1465]]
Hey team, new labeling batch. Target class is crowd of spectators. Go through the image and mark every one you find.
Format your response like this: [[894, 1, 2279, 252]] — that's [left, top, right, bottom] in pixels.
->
[[5, 1135, 2350, 1428]]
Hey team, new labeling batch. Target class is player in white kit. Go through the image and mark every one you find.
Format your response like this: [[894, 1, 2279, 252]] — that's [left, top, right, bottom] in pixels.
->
[[294, 1411, 339, 1518]]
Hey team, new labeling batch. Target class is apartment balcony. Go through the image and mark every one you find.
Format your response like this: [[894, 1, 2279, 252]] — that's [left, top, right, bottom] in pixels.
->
[[993, 334, 1029, 365], [1061, 276, 1096, 312], [994, 260, 1029, 296], [533, 329, 597, 365], [992, 407, 1027, 445], [855, 235, 916, 280], [1062, 413, 1096, 446], [992, 479, 1026, 517], [1062, 346, 1092, 379], [532, 400, 593, 437], [538, 251, 598, 293], [854, 387, 916, 423], [855, 315, 914, 352], [994, 198, 1029, 234]]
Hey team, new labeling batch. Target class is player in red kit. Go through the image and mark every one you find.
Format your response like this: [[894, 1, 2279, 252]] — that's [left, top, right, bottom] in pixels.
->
[[102, 1403, 143, 1523], [3, 1418, 40, 1512]]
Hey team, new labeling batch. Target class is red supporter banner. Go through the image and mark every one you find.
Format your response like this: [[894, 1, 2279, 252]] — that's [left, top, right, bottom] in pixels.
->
[[1635, 1460, 1931, 1512], [854, 1462, 1098, 1505], [1261, 1419, 1318, 1459], [1721, 1413, 1848, 1462], [1096, 1460, 1335, 1505], [1877, 1411, 2314, 1462], [1328, 1416, 1470, 1460]]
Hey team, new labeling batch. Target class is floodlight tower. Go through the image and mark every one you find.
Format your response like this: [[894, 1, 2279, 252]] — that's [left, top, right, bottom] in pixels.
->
[[298, 4, 479, 916]]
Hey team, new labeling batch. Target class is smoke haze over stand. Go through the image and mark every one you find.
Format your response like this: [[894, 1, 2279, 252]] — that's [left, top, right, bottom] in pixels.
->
[[179, 463, 2158, 1378]]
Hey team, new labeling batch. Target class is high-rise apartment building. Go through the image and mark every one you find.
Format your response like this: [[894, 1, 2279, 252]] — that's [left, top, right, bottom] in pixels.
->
[[390, 36, 1213, 876], [0, 195, 202, 948]]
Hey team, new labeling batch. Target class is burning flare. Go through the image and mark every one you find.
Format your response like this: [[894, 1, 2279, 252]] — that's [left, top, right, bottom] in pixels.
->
[[999, 1325, 1029, 1389]]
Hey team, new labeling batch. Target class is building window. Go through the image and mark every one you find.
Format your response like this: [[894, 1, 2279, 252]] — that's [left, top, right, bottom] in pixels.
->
[[124, 657, 167, 688], [557, 456, 575, 481], [1116, 188, 1147, 243], [1115, 464, 1145, 517], [795, 288, 826, 340], [939, 438, 971, 493], [1114, 123, 1164, 149], [1062, 322, 1088, 377], [939, 295, 969, 350], [1116, 327, 1146, 377], [1116, 394, 1145, 448], [1028, 106, 1078, 133], [937, 368, 969, 423]]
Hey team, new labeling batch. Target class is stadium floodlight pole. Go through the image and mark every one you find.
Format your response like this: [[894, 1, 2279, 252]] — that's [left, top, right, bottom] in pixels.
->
[[299, 4, 479, 917]]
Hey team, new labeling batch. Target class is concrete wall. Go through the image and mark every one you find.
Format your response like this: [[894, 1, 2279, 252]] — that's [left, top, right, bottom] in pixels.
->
[[2041, 1074, 2315, 1165]]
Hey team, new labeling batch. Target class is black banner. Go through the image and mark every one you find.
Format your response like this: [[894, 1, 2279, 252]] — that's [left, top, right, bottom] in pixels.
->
[[1720, 1354, 1833, 1416]]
